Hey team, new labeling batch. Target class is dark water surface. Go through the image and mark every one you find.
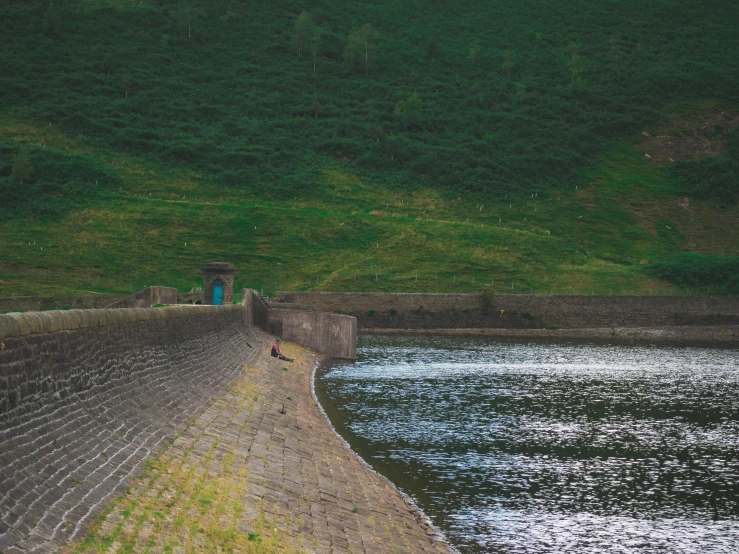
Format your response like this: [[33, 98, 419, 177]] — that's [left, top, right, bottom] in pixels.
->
[[315, 335, 739, 553]]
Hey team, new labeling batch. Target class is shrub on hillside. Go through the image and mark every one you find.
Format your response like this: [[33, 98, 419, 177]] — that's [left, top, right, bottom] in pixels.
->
[[0, 145, 120, 218], [669, 156, 739, 206], [643, 254, 739, 292], [1, 0, 738, 200]]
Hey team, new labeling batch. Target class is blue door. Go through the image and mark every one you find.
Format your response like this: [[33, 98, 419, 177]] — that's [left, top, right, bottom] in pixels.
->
[[213, 279, 224, 305]]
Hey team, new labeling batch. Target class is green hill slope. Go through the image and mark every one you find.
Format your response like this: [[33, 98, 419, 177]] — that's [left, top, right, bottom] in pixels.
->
[[0, 0, 737, 297]]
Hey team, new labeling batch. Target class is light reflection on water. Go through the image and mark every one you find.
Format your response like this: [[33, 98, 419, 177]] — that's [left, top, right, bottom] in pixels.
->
[[316, 335, 739, 553]]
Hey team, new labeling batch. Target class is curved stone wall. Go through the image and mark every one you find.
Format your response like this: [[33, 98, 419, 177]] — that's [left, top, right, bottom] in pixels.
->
[[0, 305, 260, 553]]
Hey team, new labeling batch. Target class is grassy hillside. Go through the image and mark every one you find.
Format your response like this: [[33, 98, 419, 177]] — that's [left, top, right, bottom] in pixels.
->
[[0, 0, 737, 297]]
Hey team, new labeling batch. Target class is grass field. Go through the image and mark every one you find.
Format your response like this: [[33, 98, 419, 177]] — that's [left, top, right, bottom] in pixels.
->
[[0, 0, 737, 297], [1, 107, 736, 297]]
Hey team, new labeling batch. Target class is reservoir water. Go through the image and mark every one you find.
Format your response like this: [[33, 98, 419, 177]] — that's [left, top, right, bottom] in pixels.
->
[[315, 335, 739, 553]]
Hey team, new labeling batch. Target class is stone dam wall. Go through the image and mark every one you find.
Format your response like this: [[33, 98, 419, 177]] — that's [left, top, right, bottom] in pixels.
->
[[269, 309, 357, 360], [0, 305, 262, 553], [244, 289, 357, 359], [274, 292, 739, 330]]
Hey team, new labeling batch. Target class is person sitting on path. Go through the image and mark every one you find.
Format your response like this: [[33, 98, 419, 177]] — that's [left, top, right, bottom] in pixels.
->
[[271, 338, 293, 361]]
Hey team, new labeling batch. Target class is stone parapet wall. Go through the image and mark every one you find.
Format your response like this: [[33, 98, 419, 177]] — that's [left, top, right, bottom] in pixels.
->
[[178, 291, 204, 304], [274, 292, 739, 329], [0, 305, 258, 553], [495, 294, 739, 328], [0, 304, 245, 340], [244, 290, 357, 359], [242, 289, 270, 332], [269, 309, 357, 360]]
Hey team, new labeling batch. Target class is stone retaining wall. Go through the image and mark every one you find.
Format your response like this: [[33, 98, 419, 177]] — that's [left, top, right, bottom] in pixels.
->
[[67, 340, 451, 553], [177, 291, 204, 304], [274, 292, 739, 330], [0, 305, 261, 553], [243, 290, 357, 359], [275, 292, 483, 314], [269, 309, 357, 360], [242, 288, 270, 332]]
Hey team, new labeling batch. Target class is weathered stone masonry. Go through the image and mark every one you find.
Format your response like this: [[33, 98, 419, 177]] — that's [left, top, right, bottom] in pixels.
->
[[64, 339, 452, 553], [274, 292, 739, 330], [244, 289, 357, 359], [1, 302, 451, 554], [203, 262, 235, 305], [0, 306, 260, 553]]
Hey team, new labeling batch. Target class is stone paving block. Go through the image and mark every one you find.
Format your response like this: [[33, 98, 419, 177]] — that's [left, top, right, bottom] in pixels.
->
[[2, 309, 453, 554], [1, 309, 260, 552]]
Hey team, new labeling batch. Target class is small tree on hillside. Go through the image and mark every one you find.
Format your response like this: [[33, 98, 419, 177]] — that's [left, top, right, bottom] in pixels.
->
[[44, 2, 60, 36], [513, 82, 526, 103], [292, 11, 317, 57], [11, 152, 33, 185], [633, 42, 643, 62], [292, 12, 321, 61], [502, 50, 515, 77], [609, 37, 623, 76], [566, 42, 584, 92], [101, 54, 116, 75], [310, 96, 322, 118], [309, 26, 323, 72], [467, 40, 480, 64], [394, 92, 423, 129], [426, 38, 439, 59], [173, 2, 202, 39], [344, 24, 378, 75]]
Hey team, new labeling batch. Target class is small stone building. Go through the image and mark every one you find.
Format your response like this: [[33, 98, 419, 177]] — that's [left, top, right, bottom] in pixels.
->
[[203, 263, 235, 305]]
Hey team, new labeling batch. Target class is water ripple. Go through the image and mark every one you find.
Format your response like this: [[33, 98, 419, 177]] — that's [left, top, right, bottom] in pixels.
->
[[317, 336, 739, 553]]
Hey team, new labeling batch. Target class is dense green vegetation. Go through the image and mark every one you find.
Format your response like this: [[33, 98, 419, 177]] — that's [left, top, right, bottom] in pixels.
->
[[0, 0, 737, 297], [0, 143, 121, 217], [2, 0, 738, 199], [669, 138, 739, 205], [643, 254, 739, 293]]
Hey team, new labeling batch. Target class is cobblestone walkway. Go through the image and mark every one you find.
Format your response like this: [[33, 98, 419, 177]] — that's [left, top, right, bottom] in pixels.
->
[[68, 336, 452, 554]]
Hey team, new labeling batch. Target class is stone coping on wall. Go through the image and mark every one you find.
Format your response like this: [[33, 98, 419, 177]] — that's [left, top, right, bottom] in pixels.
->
[[0, 304, 244, 340]]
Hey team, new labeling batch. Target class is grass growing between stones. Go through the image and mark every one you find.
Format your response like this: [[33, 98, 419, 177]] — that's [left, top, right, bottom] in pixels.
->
[[68, 376, 302, 554]]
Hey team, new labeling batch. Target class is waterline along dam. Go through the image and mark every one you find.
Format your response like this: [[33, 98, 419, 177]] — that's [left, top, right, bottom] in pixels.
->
[[1, 282, 737, 553], [0, 291, 452, 553]]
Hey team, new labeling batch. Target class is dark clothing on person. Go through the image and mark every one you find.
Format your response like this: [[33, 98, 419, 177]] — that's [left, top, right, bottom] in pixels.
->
[[271, 342, 293, 362]]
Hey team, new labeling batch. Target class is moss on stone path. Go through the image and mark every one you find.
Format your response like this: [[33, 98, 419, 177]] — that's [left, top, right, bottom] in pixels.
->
[[67, 339, 450, 554]]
